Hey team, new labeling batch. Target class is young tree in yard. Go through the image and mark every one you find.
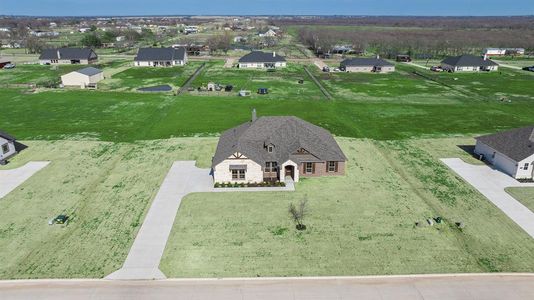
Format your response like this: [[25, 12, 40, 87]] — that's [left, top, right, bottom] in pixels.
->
[[289, 198, 308, 231], [24, 36, 45, 54], [81, 33, 102, 48]]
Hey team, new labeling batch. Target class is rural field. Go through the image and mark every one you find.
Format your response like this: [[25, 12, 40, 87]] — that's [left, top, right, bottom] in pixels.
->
[[160, 137, 534, 277], [0, 138, 216, 279]]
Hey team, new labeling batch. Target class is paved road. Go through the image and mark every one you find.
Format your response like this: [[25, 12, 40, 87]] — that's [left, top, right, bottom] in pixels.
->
[[0, 161, 50, 199], [107, 161, 294, 280], [442, 158, 534, 238], [2, 274, 534, 299]]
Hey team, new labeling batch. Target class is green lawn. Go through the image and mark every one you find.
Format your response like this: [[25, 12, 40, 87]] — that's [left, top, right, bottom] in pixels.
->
[[101, 62, 204, 91], [506, 188, 534, 213], [0, 138, 216, 279], [160, 137, 534, 277], [189, 61, 325, 100]]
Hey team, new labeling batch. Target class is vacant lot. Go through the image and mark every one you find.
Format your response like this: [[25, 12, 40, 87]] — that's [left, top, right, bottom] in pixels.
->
[[100, 62, 203, 91], [506, 188, 534, 213], [0, 138, 216, 279], [160, 137, 534, 277], [190, 61, 325, 100]]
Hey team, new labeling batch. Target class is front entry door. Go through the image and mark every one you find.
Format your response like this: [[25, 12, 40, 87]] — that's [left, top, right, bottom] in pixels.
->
[[285, 166, 294, 180]]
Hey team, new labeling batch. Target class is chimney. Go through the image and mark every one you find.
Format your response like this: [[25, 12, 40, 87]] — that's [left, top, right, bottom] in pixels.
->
[[57, 49, 61, 59], [376, 54, 380, 59], [252, 108, 257, 122], [483, 54, 488, 61], [273, 51, 276, 57]]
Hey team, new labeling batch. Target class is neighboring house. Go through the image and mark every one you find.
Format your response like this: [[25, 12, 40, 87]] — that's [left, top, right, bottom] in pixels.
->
[[259, 29, 277, 37], [441, 54, 499, 72], [484, 48, 525, 57], [475, 126, 534, 180], [340, 57, 395, 73], [0, 57, 11, 68], [61, 67, 104, 89], [134, 47, 188, 67], [39, 48, 98, 65], [0, 131, 17, 165], [237, 51, 287, 69], [212, 110, 347, 184]]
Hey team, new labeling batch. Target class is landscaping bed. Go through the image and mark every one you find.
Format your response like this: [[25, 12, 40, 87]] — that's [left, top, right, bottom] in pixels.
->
[[214, 181, 286, 188]]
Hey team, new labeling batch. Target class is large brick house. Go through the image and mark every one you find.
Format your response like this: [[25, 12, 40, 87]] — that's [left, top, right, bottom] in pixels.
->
[[212, 110, 347, 183]]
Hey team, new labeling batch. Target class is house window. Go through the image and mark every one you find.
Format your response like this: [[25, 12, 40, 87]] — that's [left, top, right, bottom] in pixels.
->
[[524, 163, 530, 170], [267, 145, 273, 153], [265, 162, 278, 173], [1, 143, 8, 154], [305, 162, 314, 174], [232, 169, 245, 180], [328, 161, 337, 172]]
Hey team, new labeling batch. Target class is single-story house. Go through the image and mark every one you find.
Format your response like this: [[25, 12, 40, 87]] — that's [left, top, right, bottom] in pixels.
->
[[237, 51, 287, 69], [340, 57, 395, 73], [134, 47, 187, 67], [474, 126, 534, 180], [0, 57, 11, 68], [0, 130, 17, 165], [484, 48, 525, 57], [39, 48, 98, 65], [259, 29, 277, 37], [61, 67, 104, 89], [212, 110, 347, 184], [441, 55, 499, 72]]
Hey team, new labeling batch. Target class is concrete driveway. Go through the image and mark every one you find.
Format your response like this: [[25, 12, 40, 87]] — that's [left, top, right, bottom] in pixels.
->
[[0, 161, 50, 199], [107, 161, 294, 280], [3, 274, 534, 300], [442, 158, 534, 239]]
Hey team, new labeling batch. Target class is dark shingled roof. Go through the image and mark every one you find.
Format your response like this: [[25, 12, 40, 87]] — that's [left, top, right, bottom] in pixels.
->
[[212, 116, 347, 168], [75, 67, 102, 76], [238, 51, 286, 63], [442, 55, 499, 67], [134, 47, 186, 61], [39, 48, 97, 60], [476, 126, 534, 161], [340, 58, 394, 67], [0, 130, 16, 141]]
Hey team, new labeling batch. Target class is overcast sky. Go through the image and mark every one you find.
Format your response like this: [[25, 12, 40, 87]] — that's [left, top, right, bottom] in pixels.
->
[[1, 0, 533, 16]]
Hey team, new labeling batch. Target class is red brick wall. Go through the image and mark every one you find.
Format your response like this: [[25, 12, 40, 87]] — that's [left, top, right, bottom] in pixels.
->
[[299, 161, 346, 178]]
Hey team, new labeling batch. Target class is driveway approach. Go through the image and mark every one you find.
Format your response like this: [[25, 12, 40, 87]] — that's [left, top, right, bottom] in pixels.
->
[[442, 158, 534, 239], [0, 161, 50, 199], [107, 161, 294, 280], [2, 274, 534, 300]]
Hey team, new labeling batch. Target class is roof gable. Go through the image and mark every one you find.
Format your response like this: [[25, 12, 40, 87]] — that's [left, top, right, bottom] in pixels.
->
[[0, 130, 16, 141], [476, 126, 534, 161], [74, 67, 102, 76], [39, 48, 97, 60]]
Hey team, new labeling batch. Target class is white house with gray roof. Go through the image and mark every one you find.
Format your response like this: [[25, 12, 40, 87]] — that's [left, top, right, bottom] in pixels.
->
[[212, 110, 347, 184], [237, 51, 286, 69], [0, 131, 17, 165], [441, 54, 499, 72], [61, 67, 104, 89], [475, 126, 534, 179], [39, 48, 98, 65], [134, 47, 187, 67], [340, 57, 395, 73]]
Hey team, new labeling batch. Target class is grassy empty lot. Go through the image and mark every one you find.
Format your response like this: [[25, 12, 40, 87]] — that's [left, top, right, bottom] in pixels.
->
[[160, 137, 534, 277], [0, 138, 216, 279], [506, 188, 534, 213], [100, 62, 204, 91], [190, 61, 325, 100]]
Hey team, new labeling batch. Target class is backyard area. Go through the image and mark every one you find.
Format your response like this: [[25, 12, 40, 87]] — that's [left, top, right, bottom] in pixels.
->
[[506, 188, 534, 213], [189, 61, 325, 100], [160, 137, 534, 277]]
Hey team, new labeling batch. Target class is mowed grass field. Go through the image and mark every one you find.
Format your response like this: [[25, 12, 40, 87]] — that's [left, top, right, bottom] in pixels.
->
[[506, 188, 534, 213], [100, 61, 204, 91], [190, 61, 324, 100], [0, 138, 216, 279], [160, 137, 534, 277]]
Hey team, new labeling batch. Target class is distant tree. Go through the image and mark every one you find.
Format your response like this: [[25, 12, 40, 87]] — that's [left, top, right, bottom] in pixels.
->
[[90, 25, 97, 32], [101, 31, 118, 43], [24, 36, 45, 54], [81, 33, 102, 48], [289, 198, 308, 231]]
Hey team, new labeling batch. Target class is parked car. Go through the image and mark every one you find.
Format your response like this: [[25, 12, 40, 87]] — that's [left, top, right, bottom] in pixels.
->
[[2, 63, 15, 69], [48, 214, 69, 225], [322, 66, 330, 72], [430, 66, 443, 72], [522, 66, 534, 72]]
